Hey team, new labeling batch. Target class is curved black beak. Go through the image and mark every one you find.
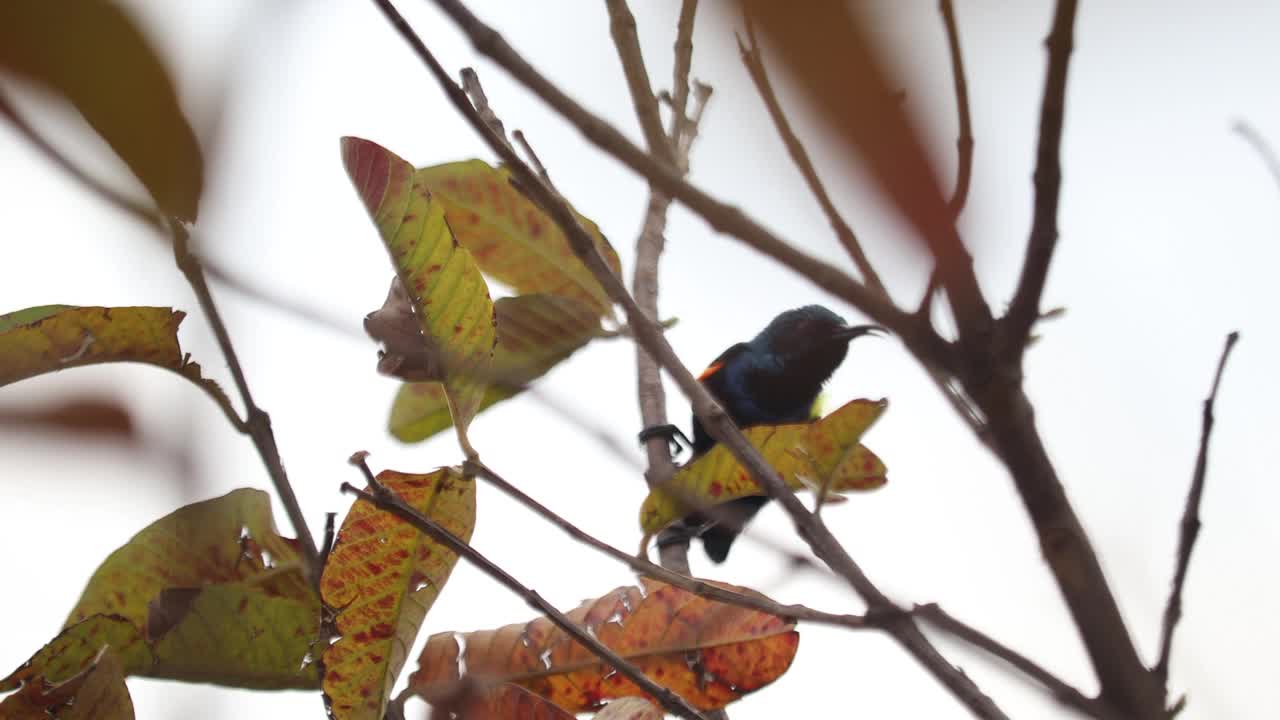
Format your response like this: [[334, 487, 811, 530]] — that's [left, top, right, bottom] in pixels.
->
[[832, 324, 887, 342]]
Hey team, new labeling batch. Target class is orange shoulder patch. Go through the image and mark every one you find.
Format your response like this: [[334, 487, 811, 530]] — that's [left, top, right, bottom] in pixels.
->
[[698, 361, 724, 381]]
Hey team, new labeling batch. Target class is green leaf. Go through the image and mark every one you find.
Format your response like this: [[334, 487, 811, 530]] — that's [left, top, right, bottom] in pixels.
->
[[320, 469, 476, 720], [0, 647, 135, 720], [415, 160, 621, 316], [1, 616, 152, 692], [0, 0, 203, 220], [342, 138, 498, 457], [390, 294, 601, 443], [639, 399, 889, 536]]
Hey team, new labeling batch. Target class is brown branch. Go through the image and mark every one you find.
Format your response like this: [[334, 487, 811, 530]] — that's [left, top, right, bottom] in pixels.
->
[[464, 460, 870, 632], [170, 222, 322, 590], [342, 457, 710, 720], [736, 13, 886, 296], [368, 4, 1004, 716], [420, 0, 956, 372], [1154, 331, 1240, 684], [667, 0, 700, 164], [1232, 121, 1280, 194], [1003, 0, 1078, 351], [512, 129, 553, 187], [605, 0, 705, 574], [604, 0, 675, 165], [939, 0, 974, 216], [913, 603, 1120, 719]]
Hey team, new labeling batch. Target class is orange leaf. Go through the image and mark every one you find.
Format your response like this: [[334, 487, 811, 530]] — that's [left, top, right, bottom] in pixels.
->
[[408, 579, 798, 712], [320, 469, 476, 720]]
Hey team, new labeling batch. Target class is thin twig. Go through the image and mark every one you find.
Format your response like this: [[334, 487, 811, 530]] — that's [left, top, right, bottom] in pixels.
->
[[464, 460, 870, 632], [605, 0, 702, 573], [667, 0, 700, 168], [939, 0, 974, 216], [512, 129, 553, 187], [421, 0, 950, 368], [368, 4, 1005, 716], [170, 222, 322, 590], [604, 0, 675, 165], [1003, 0, 1078, 351], [913, 603, 1119, 719], [1154, 331, 1240, 683], [0, 90, 160, 229], [736, 13, 886, 296], [1232, 121, 1280, 194], [459, 67, 509, 151], [342, 456, 710, 720]]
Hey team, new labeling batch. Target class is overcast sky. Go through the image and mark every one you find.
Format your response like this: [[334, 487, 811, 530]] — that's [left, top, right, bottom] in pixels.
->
[[2, 2, 1278, 718]]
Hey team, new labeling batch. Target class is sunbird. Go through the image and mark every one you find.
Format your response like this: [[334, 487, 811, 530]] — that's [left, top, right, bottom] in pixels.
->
[[643, 305, 883, 563]]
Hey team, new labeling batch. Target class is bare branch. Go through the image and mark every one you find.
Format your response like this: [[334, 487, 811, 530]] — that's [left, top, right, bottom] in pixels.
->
[[512, 129, 553, 187], [342, 456, 710, 720], [1232, 121, 1280, 193], [667, 0, 700, 159], [939, 0, 974, 216], [368, 4, 1004, 716], [170, 222, 322, 589], [460, 67, 509, 149], [418, 0, 955, 371], [604, 0, 674, 165], [1154, 331, 1240, 683], [464, 460, 870, 631], [913, 603, 1119, 719], [1004, 0, 1078, 351], [736, 13, 886, 296]]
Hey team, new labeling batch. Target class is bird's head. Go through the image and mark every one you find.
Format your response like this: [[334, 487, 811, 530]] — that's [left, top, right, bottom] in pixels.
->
[[752, 305, 884, 380]]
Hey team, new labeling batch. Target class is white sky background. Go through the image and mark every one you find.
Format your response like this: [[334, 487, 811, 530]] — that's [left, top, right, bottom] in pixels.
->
[[2, 1, 1278, 718]]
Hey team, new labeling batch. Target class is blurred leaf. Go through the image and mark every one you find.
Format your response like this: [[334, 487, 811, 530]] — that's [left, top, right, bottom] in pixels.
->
[[320, 469, 476, 720], [390, 294, 601, 442], [740, 1, 955, 261], [409, 579, 798, 713], [0, 305, 72, 333], [0, 649, 134, 720], [342, 138, 497, 456], [0, 397, 134, 439], [639, 398, 887, 535], [0, 0, 203, 220], [1, 616, 152, 692], [416, 160, 621, 316]]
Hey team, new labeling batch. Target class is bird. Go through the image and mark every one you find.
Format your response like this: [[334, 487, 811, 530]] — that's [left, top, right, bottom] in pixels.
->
[[643, 305, 883, 563]]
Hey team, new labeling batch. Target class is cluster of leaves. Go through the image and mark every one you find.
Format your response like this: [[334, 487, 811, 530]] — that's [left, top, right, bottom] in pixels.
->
[[0, 1, 890, 712]]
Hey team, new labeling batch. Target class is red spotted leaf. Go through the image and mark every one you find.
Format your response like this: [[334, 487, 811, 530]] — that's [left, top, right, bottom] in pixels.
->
[[640, 398, 888, 536], [320, 468, 476, 720], [342, 138, 497, 457], [408, 579, 798, 713]]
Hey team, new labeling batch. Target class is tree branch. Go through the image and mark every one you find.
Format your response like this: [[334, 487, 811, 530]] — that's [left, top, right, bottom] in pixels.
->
[[604, 0, 675, 165], [1153, 331, 1240, 683], [464, 460, 870, 632], [939, 0, 974, 216], [170, 222, 322, 590], [420, 0, 951, 366], [913, 603, 1119, 719], [342, 456, 710, 720], [1003, 0, 1078, 351], [367, 4, 1005, 716], [736, 13, 886, 296]]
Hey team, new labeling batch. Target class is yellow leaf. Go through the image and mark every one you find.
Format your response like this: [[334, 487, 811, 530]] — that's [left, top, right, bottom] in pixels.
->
[[416, 160, 621, 316], [342, 138, 498, 457], [639, 398, 888, 535], [320, 469, 477, 720], [390, 294, 601, 442]]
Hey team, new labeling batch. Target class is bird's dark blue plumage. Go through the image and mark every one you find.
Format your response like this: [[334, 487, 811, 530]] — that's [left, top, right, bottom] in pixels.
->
[[675, 305, 882, 562]]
